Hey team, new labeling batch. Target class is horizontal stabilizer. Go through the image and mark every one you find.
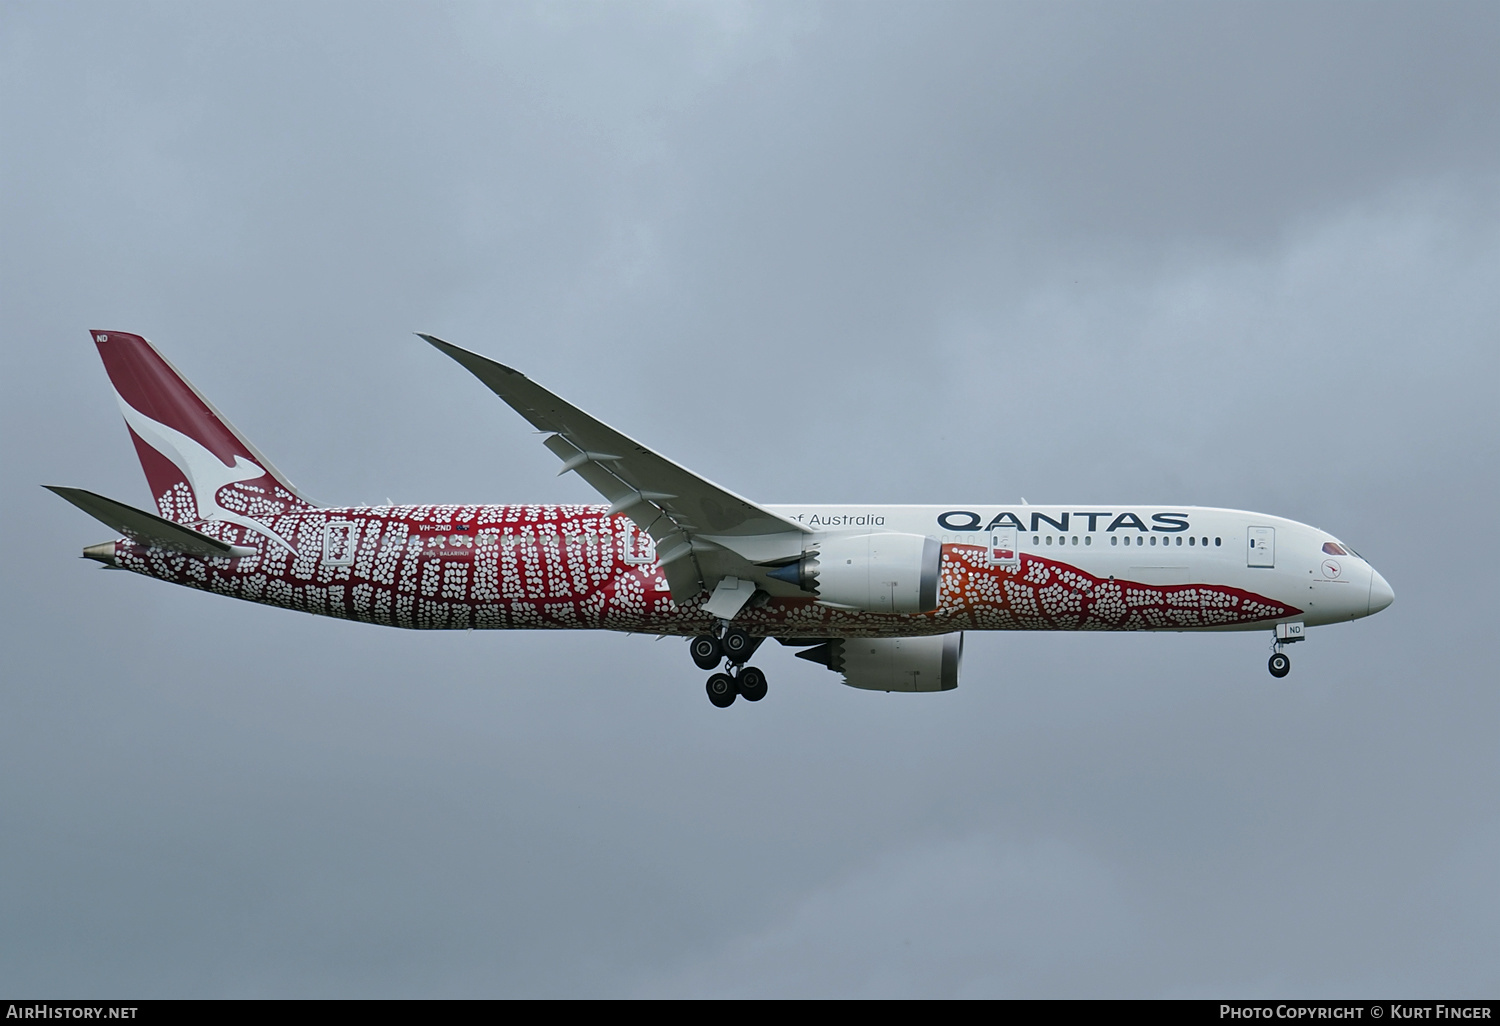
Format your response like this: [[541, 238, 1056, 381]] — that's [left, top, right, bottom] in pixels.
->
[[45, 486, 255, 558]]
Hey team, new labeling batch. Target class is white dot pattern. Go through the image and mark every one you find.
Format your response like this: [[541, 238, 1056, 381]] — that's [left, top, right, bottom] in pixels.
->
[[112, 510, 1303, 638]]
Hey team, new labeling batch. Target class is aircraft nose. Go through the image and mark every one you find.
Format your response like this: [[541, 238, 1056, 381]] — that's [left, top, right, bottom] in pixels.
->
[[1367, 568, 1395, 616]]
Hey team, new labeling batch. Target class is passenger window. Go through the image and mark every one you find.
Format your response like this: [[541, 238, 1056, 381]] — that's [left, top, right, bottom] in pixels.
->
[[1188, 536, 1195, 546], [1214, 537, 1221, 546], [1111, 537, 1118, 546], [1085, 536, 1092, 546]]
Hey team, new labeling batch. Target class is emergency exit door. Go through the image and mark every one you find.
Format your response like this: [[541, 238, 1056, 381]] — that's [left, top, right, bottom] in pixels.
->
[[1247, 526, 1276, 568], [988, 527, 1020, 569]]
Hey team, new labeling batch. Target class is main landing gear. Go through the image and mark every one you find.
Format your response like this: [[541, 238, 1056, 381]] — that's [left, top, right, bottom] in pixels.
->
[[693, 626, 767, 708]]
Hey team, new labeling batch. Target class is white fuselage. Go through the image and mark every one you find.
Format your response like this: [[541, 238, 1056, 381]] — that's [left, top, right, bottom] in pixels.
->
[[766, 504, 1392, 629]]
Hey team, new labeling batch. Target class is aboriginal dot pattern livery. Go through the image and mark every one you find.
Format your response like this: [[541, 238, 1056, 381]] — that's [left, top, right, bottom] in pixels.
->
[[939, 544, 1299, 631], [112, 507, 1301, 637]]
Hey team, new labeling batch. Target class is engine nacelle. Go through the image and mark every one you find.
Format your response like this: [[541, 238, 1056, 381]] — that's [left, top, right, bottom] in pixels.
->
[[797, 634, 963, 692], [769, 531, 942, 613]]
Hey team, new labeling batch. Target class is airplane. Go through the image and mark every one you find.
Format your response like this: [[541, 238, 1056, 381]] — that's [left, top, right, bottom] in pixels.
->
[[49, 330, 1395, 708]]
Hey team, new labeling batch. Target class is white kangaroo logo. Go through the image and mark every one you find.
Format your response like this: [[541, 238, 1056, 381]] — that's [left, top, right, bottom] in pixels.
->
[[115, 395, 299, 554]]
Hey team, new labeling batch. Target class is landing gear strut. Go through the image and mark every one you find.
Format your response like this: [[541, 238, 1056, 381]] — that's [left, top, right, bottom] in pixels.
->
[[692, 626, 768, 708]]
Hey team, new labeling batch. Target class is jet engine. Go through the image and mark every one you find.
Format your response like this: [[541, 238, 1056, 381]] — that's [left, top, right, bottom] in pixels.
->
[[795, 633, 963, 692], [767, 532, 942, 613]]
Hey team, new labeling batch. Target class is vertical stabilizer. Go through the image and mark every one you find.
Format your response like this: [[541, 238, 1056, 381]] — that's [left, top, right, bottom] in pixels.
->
[[90, 331, 315, 536]]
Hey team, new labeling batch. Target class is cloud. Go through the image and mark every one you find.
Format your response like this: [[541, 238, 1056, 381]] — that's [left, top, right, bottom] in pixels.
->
[[2, 1, 1496, 997], [638, 833, 1136, 998]]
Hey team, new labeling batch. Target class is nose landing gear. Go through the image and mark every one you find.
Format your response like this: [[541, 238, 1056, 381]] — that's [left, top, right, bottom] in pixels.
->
[[1268, 621, 1304, 678], [691, 627, 767, 707]]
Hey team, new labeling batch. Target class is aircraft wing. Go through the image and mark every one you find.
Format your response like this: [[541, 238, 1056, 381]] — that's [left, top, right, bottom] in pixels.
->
[[420, 335, 811, 612]]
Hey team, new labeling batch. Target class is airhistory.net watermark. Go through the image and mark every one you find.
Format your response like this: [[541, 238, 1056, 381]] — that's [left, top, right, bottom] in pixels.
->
[[5, 1007, 137, 1020]]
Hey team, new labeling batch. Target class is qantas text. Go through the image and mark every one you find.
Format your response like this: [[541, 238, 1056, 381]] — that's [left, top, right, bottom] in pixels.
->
[[937, 511, 1192, 533]]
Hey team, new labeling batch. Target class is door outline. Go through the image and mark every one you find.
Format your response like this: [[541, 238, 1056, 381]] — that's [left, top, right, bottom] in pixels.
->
[[987, 527, 1020, 569], [324, 521, 358, 566], [622, 521, 656, 565], [1247, 526, 1275, 568]]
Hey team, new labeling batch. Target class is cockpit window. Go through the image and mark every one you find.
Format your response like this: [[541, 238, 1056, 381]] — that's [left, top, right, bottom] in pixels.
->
[[1323, 541, 1364, 557]]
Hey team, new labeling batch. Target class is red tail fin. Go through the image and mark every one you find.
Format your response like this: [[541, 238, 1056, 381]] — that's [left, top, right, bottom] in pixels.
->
[[90, 331, 315, 533]]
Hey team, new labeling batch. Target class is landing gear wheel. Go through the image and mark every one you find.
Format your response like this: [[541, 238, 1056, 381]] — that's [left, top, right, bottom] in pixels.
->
[[690, 635, 723, 671], [706, 672, 738, 708], [1268, 652, 1291, 678], [736, 666, 768, 702], [721, 627, 754, 663]]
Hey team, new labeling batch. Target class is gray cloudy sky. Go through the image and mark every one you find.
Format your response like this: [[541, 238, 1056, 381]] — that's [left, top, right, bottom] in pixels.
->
[[3, 1, 1497, 998]]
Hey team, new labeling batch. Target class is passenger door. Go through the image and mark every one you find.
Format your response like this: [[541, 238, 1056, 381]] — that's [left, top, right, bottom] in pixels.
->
[[323, 521, 358, 566], [1247, 526, 1276, 568], [987, 527, 1020, 570]]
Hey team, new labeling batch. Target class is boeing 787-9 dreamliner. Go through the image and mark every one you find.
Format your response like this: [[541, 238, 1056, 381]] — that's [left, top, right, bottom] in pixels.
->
[[50, 331, 1394, 707]]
